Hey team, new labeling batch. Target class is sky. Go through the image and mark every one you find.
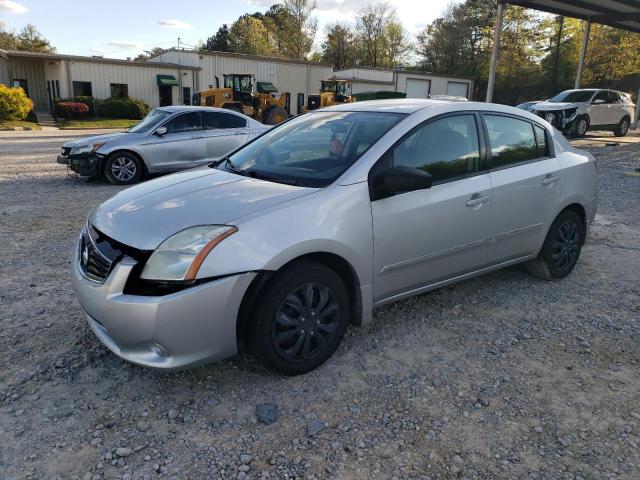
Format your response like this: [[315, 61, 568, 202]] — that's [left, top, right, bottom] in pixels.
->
[[0, 0, 458, 59]]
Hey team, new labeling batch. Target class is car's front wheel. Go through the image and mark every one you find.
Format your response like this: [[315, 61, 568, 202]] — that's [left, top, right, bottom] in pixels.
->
[[246, 261, 350, 375], [570, 115, 589, 138], [104, 152, 143, 185], [614, 117, 630, 137], [526, 209, 584, 280]]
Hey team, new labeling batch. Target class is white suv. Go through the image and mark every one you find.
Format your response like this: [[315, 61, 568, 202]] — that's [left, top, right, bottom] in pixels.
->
[[530, 89, 635, 138]]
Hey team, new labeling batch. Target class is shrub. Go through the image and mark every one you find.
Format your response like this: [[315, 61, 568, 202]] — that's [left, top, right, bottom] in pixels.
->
[[95, 97, 150, 119], [0, 84, 32, 121], [54, 96, 96, 114], [54, 102, 90, 118]]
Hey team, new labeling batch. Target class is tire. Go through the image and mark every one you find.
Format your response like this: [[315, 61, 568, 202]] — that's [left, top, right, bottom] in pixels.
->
[[614, 116, 630, 137], [264, 106, 288, 125], [103, 152, 143, 185], [246, 261, 350, 375], [570, 115, 589, 138], [525, 210, 584, 280]]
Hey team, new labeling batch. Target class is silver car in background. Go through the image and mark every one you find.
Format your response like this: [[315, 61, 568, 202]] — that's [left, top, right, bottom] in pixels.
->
[[71, 99, 598, 375], [57, 106, 269, 185]]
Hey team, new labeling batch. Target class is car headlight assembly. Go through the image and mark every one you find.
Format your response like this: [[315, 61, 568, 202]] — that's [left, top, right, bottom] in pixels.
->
[[140, 225, 238, 282], [70, 143, 104, 156]]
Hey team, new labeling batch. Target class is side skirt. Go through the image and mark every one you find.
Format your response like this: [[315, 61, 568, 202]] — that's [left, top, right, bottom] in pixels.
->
[[373, 254, 534, 309]]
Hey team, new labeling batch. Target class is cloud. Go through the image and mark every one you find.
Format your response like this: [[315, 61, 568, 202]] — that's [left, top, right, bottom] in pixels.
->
[[0, 0, 28, 13], [105, 41, 144, 50], [157, 19, 192, 29]]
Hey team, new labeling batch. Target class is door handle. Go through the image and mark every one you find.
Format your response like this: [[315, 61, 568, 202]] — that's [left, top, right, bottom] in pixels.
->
[[466, 194, 491, 207], [541, 175, 559, 186]]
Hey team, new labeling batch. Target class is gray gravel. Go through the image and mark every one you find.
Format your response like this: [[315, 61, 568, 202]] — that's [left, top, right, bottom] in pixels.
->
[[1, 130, 639, 479]]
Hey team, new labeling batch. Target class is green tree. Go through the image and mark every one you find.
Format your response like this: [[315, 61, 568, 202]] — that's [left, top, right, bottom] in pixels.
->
[[228, 16, 275, 56], [321, 23, 355, 70], [280, 0, 317, 60], [0, 21, 18, 50], [355, 3, 393, 67], [15, 24, 55, 53], [133, 47, 166, 62], [204, 24, 230, 52]]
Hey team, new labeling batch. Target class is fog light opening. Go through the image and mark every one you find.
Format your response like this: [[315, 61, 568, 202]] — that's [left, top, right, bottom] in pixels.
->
[[151, 343, 169, 358]]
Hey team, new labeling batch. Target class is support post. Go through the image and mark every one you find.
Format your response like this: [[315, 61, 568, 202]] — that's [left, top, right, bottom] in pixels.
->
[[574, 19, 591, 90], [632, 86, 640, 130], [486, 2, 504, 103]]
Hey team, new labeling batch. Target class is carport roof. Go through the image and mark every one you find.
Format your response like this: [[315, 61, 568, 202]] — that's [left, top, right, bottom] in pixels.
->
[[503, 0, 640, 33]]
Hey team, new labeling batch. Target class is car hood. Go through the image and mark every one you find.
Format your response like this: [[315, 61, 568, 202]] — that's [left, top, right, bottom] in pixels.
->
[[63, 132, 132, 148], [90, 168, 317, 250], [532, 101, 582, 111]]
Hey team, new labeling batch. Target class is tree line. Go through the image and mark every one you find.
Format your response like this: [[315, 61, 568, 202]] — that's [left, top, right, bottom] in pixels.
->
[[0, 22, 55, 53]]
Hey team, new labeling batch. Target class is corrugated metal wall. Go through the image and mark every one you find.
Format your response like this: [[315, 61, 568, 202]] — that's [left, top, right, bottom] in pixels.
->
[[0, 56, 9, 86], [9, 58, 47, 110], [152, 52, 333, 115], [69, 61, 194, 108]]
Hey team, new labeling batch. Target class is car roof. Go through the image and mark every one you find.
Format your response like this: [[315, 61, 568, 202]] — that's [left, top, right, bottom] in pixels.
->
[[320, 98, 547, 119], [324, 99, 453, 114], [156, 105, 261, 122]]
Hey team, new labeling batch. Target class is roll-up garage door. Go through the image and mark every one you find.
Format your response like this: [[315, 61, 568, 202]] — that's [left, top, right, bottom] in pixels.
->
[[446, 81, 469, 98], [405, 78, 430, 99]]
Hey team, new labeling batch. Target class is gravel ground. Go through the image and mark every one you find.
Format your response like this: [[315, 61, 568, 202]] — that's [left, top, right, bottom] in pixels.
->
[[1, 130, 639, 480]]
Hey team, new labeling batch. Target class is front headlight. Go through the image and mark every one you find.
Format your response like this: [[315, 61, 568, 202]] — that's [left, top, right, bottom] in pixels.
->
[[140, 225, 238, 281], [70, 143, 104, 156]]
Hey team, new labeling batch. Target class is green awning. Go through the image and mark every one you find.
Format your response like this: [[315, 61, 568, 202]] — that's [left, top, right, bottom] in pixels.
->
[[157, 75, 178, 86], [257, 82, 278, 94]]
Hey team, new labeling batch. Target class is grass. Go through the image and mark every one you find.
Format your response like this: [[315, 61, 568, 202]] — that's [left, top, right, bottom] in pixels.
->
[[0, 120, 42, 130], [57, 117, 139, 130]]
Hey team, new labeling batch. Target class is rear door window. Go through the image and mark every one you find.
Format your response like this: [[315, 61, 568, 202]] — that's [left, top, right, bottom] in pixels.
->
[[484, 115, 538, 168], [204, 111, 246, 129]]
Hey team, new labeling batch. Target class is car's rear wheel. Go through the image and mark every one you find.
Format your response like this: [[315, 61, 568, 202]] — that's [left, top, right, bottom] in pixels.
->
[[526, 210, 584, 280], [614, 117, 630, 137], [246, 261, 350, 375], [104, 152, 143, 185], [570, 115, 589, 138]]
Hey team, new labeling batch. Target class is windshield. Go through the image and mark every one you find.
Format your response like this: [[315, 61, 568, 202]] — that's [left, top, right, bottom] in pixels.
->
[[220, 111, 405, 187], [128, 109, 171, 133], [548, 90, 595, 103]]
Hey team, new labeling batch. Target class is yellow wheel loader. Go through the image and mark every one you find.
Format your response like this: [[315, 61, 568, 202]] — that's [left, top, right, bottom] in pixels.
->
[[197, 74, 289, 125], [305, 79, 353, 111]]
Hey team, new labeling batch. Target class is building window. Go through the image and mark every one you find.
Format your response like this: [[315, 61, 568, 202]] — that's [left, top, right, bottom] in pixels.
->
[[110, 83, 128, 98], [297, 93, 305, 114], [183, 87, 191, 106], [73, 81, 92, 97]]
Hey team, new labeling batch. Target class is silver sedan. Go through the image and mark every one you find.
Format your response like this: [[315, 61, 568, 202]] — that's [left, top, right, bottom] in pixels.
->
[[57, 106, 269, 185], [71, 99, 598, 375]]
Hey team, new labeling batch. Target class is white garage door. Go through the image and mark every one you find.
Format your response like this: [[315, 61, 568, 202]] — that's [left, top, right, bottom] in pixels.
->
[[405, 78, 430, 99], [447, 81, 469, 98]]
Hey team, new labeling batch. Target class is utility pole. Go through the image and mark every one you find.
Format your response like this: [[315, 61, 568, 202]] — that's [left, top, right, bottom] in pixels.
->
[[551, 15, 564, 94], [178, 37, 182, 104]]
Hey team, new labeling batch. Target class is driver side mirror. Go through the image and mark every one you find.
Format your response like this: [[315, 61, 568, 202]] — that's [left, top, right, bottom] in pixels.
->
[[372, 166, 432, 200], [154, 126, 168, 136], [592, 98, 605, 105]]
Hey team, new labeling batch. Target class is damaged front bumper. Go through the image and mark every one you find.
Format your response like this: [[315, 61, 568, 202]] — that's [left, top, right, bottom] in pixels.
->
[[532, 108, 578, 131], [57, 153, 104, 177]]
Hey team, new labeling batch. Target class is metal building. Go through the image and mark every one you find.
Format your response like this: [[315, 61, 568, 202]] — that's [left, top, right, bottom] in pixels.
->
[[333, 67, 475, 99], [0, 48, 334, 115], [149, 49, 334, 115]]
